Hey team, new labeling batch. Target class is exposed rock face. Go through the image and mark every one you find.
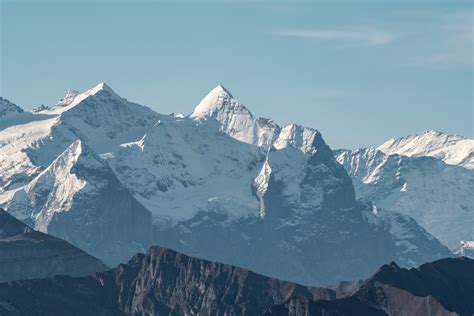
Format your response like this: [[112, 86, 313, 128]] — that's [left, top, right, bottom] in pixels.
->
[[0, 246, 471, 316], [0, 209, 108, 282], [0, 245, 334, 316], [265, 257, 474, 316]]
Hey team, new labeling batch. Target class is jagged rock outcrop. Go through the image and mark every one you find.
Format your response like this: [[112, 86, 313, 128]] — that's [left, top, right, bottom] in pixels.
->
[[0, 246, 471, 316], [0, 245, 333, 316], [265, 257, 474, 316]]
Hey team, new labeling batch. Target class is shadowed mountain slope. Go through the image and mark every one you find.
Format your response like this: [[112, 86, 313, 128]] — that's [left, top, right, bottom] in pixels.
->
[[0, 209, 108, 282]]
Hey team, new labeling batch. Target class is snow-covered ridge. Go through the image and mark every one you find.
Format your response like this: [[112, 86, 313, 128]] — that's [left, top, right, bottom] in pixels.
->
[[336, 146, 474, 250], [274, 124, 325, 155], [5, 139, 152, 264], [190, 85, 234, 119], [189, 85, 329, 154], [36, 82, 118, 115], [377, 130, 474, 169], [5, 140, 90, 224], [108, 115, 264, 220], [190, 85, 281, 148], [0, 82, 159, 194], [55, 90, 80, 107], [0, 97, 23, 117], [27, 140, 89, 230]]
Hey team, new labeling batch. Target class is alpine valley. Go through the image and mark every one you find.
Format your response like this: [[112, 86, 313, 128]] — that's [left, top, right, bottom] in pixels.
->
[[0, 83, 472, 288]]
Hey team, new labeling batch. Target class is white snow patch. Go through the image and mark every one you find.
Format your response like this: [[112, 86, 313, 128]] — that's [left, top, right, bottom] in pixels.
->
[[254, 159, 272, 218], [378, 130, 474, 169]]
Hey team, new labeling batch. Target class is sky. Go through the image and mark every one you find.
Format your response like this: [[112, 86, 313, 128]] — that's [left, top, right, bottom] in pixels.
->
[[1, 0, 472, 149]]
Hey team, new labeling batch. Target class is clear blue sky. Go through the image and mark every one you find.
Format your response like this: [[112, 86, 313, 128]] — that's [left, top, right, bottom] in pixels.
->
[[1, 0, 472, 149]]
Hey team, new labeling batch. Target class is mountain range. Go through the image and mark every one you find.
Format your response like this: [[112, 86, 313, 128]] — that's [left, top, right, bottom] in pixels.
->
[[0, 244, 472, 316], [0, 83, 472, 286], [335, 142, 473, 250]]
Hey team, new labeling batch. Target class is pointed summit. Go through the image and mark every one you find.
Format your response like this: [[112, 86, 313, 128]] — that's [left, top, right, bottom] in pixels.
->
[[0, 97, 24, 117], [372, 261, 402, 282], [189, 85, 280, 148], [190, 84, 236, 120], [55, 82, 116, 108], [7, 137, 154, 265], [87, 82, 116, 96], [44, 83, 120, 114], [214, 84, 233, 97]]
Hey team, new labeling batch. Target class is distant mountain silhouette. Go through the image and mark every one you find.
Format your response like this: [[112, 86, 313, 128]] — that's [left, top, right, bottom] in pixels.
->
[[0, 209, 107, 282], [0, 244, 471, 315]]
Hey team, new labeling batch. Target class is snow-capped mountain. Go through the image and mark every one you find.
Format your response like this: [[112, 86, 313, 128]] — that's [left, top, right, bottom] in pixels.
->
[[0, 83, 159, 195], [335, 145, 474, 251], [107, 85, 449, 284], [190, 85, 280, 149], [377, 130, 474, 169], [55, 89, 80, 108], [0, 83, 452, 285], [0, 97, 23, 117], [5, 140, 152, 265], [30, 82, 160, 155]]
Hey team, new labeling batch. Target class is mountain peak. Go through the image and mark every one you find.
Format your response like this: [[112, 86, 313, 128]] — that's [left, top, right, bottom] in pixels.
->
[[372, 261, 402, 281], [383, 130, 466, 146], [88, 82, 115, 95], [214, 84, 233, 97], [414, 129, 462, 140], [190, 85, 239, 120], [0, 97, 24, 117], [425, 129, 444, 135], [188, 85, 282, 148], [377, 130, 474, 169], [52, 139, 103, 170], [274, 124, 326, 154], [44, 83, 120, 114], [78, 82, 117, 100]]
